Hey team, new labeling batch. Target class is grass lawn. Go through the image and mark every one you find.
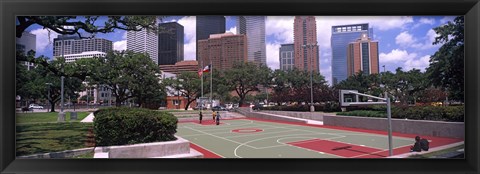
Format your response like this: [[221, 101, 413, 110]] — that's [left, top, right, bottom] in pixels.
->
[[16, 112, 90, 124], [16, 122, 94, 157], [409, 144, 464, 158]]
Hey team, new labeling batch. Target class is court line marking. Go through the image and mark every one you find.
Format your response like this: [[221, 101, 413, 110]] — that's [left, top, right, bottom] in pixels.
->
[[233, 133, 346, 158], [190, 142, 226, 158], [183, 126, 258, 149], [274, 136, 344, 158], [348, 144, 414, 158]]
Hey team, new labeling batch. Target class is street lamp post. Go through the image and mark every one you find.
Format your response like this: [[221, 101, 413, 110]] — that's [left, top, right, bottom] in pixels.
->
[[303, 42, 317, 112], [58, 40, 66, 122]]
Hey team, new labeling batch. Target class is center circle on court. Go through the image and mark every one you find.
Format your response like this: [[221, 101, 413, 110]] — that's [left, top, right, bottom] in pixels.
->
[[231, 128, 263, 133]]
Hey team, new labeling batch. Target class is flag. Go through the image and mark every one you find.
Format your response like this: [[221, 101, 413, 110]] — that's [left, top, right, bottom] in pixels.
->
[[198, 68, 203, 77], [202, 64, 211, 73]]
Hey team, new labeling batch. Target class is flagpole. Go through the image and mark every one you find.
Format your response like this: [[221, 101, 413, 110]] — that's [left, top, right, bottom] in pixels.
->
[[210, 60, 213, 107], [201, 61, 204, 111]]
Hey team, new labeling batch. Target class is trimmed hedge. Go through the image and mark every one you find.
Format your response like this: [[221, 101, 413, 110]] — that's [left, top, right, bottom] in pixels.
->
[[260, 102, 341, 112], [93, 107, 178, 146], [336, 106, 464, 122]]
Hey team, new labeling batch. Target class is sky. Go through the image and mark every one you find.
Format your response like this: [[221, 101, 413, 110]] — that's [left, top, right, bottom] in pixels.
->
[[24, 16, 457, 85]]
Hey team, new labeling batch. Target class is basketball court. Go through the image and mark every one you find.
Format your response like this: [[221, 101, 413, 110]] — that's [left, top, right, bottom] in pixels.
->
[[176, 118, 463, 158]]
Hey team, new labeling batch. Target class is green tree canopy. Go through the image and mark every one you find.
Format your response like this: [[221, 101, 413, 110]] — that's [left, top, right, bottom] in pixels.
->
[[426, 16, 464, 102]]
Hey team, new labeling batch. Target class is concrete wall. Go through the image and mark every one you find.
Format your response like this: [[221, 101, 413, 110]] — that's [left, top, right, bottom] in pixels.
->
[[323, 115, 464, 139], [95, 136, 192, 158], [260, 110, 326, 121], [18, 147, 94, 158], [236, 107, 307, 123]]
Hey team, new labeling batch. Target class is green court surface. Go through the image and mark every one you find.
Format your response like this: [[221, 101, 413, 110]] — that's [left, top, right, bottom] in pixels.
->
[[177, 118, 459, 158]]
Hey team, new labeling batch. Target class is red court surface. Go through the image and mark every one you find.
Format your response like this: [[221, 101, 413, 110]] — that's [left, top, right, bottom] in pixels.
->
[[287, 139, 384, 158]]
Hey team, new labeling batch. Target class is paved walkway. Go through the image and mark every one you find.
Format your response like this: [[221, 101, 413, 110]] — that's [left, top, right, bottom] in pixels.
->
[[81, 112, 95, 123]]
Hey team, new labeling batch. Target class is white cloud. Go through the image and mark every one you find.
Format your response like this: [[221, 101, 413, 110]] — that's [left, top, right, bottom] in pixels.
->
[[175, 16, 196, 59], [395, 31, 416, 47], [266, 16, 294, 44], [266, 42, 280, 70], [421, 29, 440, 50], [404, 55, 430, 72], [440, 16, 456, 24], [227, 27, 237, 34], [320, 66, 332, 85], [122, 31, 127, 40], [113, 40, 127, 51], [419, 17, 435, 25], [184, 41, 196, 60], [176, 16, 196, 43], [30, 28, 59, 54], [379, 49, 417, 63]]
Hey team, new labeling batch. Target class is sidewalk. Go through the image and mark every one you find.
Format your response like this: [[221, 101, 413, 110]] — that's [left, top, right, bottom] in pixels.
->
[[81, 112, 95, 123]]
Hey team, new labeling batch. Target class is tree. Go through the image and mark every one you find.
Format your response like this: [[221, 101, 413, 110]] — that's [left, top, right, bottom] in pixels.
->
[[16, 16, 159, 38], [224, 62, 272, 106], [426, 16, 464, 102], [16, 16, 166, 82], [87, 50, 163, 107], [164, 72, 201, 110]]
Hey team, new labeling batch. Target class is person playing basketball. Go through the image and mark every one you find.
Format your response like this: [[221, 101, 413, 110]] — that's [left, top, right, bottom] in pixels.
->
[[199, 111, 203, 124], [215, 111, 220, 125]]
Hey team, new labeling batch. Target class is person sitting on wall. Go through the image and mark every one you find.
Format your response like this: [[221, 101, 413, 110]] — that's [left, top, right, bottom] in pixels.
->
[[410, 136, 422, 152], [420, 137, 430, 151]]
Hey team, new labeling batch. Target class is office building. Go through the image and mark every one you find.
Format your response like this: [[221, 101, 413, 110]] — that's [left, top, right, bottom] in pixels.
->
[[331, 23, 373, 84], [16, 32, 36, 70], [127, 26, 159, 64], [293, 16, 319, 73], [196, 16, 226, 60], [159, 60, 198, 75], [347, 33, 379, 76], [158, 22, 184, 65], [279, 44, 295, 71], [197, 33, 247, 71], [53, 35, 112, 58], [237, 16, 266, 65]]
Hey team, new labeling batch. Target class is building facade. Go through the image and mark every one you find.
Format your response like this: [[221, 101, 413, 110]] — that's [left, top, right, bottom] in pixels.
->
[[158, 22, 184, 65], [127, 27, 159, 64], [237, 16, 267, 65], [63, 51, 107, 63], [159, 60, 198, 75], [279, 44, 295, 71], [293, 16, 319, 73], [16, 32, 36, 70], [197, 33, 247, 72], [347, 33, 379, 76], [331, 23, 373, 84], [196, 16, 226, 60], [53, 35, 112, 58]]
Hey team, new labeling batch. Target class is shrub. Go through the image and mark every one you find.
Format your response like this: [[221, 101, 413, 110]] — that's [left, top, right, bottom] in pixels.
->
[[93, 107, 177, 146], [338, 105, 464, 122]]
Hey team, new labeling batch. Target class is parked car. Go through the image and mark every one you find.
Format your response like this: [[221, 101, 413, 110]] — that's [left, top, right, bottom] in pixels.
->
[[29, 104, 44, 109], [212, 105, 227, 111], [252, 103, 263, 111]]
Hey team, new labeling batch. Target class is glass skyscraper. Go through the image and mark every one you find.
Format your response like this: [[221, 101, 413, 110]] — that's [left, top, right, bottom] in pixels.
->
[[158, 22, 184, 65], [237, 16, 266, 65], [196, 16, 226, 61], [331, 23, 373, 85]]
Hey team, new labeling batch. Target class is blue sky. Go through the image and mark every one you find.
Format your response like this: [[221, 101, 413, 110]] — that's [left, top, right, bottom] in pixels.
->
[[24, 16, 457, 85]]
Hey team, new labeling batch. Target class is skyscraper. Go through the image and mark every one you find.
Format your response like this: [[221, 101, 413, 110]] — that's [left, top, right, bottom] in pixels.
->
[[237, 16, 266, 65], [347, 33, 379, 76], [127, 26, 159, 64], [331, 23, 373, 85], [16, 32, 36, 70], [197, 33, 247, 71], [53, 35, 112, 59], [196, 16, 226, 60], [279, 44, 294, 71], [158, 22, 184, 65], [293, 16, 319, 73]]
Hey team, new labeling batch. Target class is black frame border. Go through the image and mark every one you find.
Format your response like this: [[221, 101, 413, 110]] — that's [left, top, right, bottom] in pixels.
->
[[1, 0, 479, 174]]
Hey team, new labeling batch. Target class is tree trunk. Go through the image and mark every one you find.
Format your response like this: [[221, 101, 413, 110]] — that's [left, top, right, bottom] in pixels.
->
[[49, 101, 55, 112]]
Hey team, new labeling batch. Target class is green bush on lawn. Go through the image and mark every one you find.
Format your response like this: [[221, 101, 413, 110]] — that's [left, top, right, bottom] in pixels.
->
[[336, 105, 464, 122], [93, 107, 178, 146]]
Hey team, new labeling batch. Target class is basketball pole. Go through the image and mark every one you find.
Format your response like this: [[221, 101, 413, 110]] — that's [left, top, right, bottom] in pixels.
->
[[386, 91, 393, 156]]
